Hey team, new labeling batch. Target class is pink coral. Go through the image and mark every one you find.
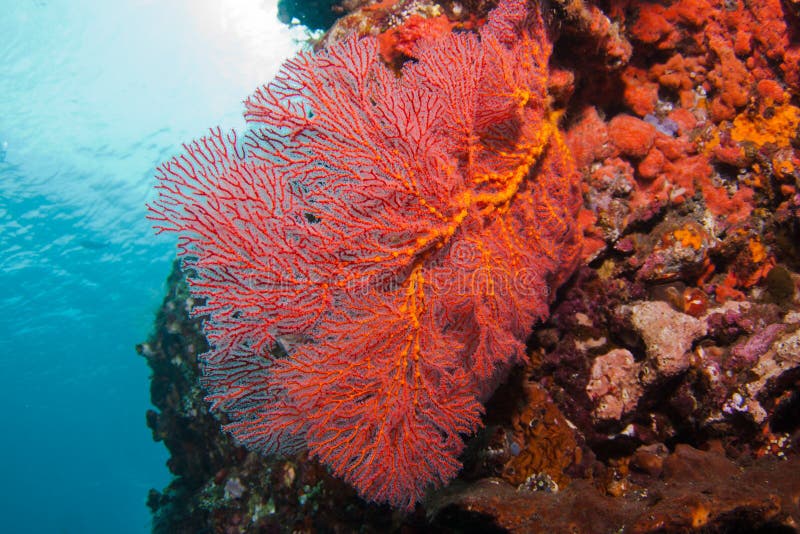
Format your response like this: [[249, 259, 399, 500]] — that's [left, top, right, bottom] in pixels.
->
[[586, 348, 643, 420]]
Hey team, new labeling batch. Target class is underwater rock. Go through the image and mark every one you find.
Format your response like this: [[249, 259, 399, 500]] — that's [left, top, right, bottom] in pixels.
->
[[277, 0, 343, 30], [621, 300, 707, 380], [586, 348, 643, 421], [427, 446, 800, 533]]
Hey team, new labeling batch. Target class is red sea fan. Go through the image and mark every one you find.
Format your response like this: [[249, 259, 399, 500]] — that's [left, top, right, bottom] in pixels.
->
[[148, 0, 581, 509]]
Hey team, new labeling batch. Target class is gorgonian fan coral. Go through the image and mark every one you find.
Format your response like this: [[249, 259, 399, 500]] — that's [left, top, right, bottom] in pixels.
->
[[148, 0, 581, 508]]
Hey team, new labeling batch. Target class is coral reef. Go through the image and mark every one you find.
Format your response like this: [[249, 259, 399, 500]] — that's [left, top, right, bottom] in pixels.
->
[[148, 0, 581, 509], [143, 0, 800, 531], [139, 264, 418, 532]]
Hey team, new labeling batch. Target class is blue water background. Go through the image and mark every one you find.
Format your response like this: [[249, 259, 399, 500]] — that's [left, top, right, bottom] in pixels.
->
[[0, 1, 301, 531]]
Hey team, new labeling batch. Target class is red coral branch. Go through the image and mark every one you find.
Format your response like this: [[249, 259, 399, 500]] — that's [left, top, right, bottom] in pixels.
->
[[148, 0, 581, 509]]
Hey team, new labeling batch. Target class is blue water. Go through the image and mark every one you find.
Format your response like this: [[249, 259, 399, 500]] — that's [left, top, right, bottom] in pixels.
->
[[0, 1, 301, 531]]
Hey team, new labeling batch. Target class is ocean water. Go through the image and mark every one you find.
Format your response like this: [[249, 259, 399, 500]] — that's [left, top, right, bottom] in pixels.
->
[[0, 1, 301, 532]]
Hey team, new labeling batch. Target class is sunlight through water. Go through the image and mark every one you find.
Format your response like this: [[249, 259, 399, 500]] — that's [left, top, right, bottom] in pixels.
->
[[0, 1, 303, 531]]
